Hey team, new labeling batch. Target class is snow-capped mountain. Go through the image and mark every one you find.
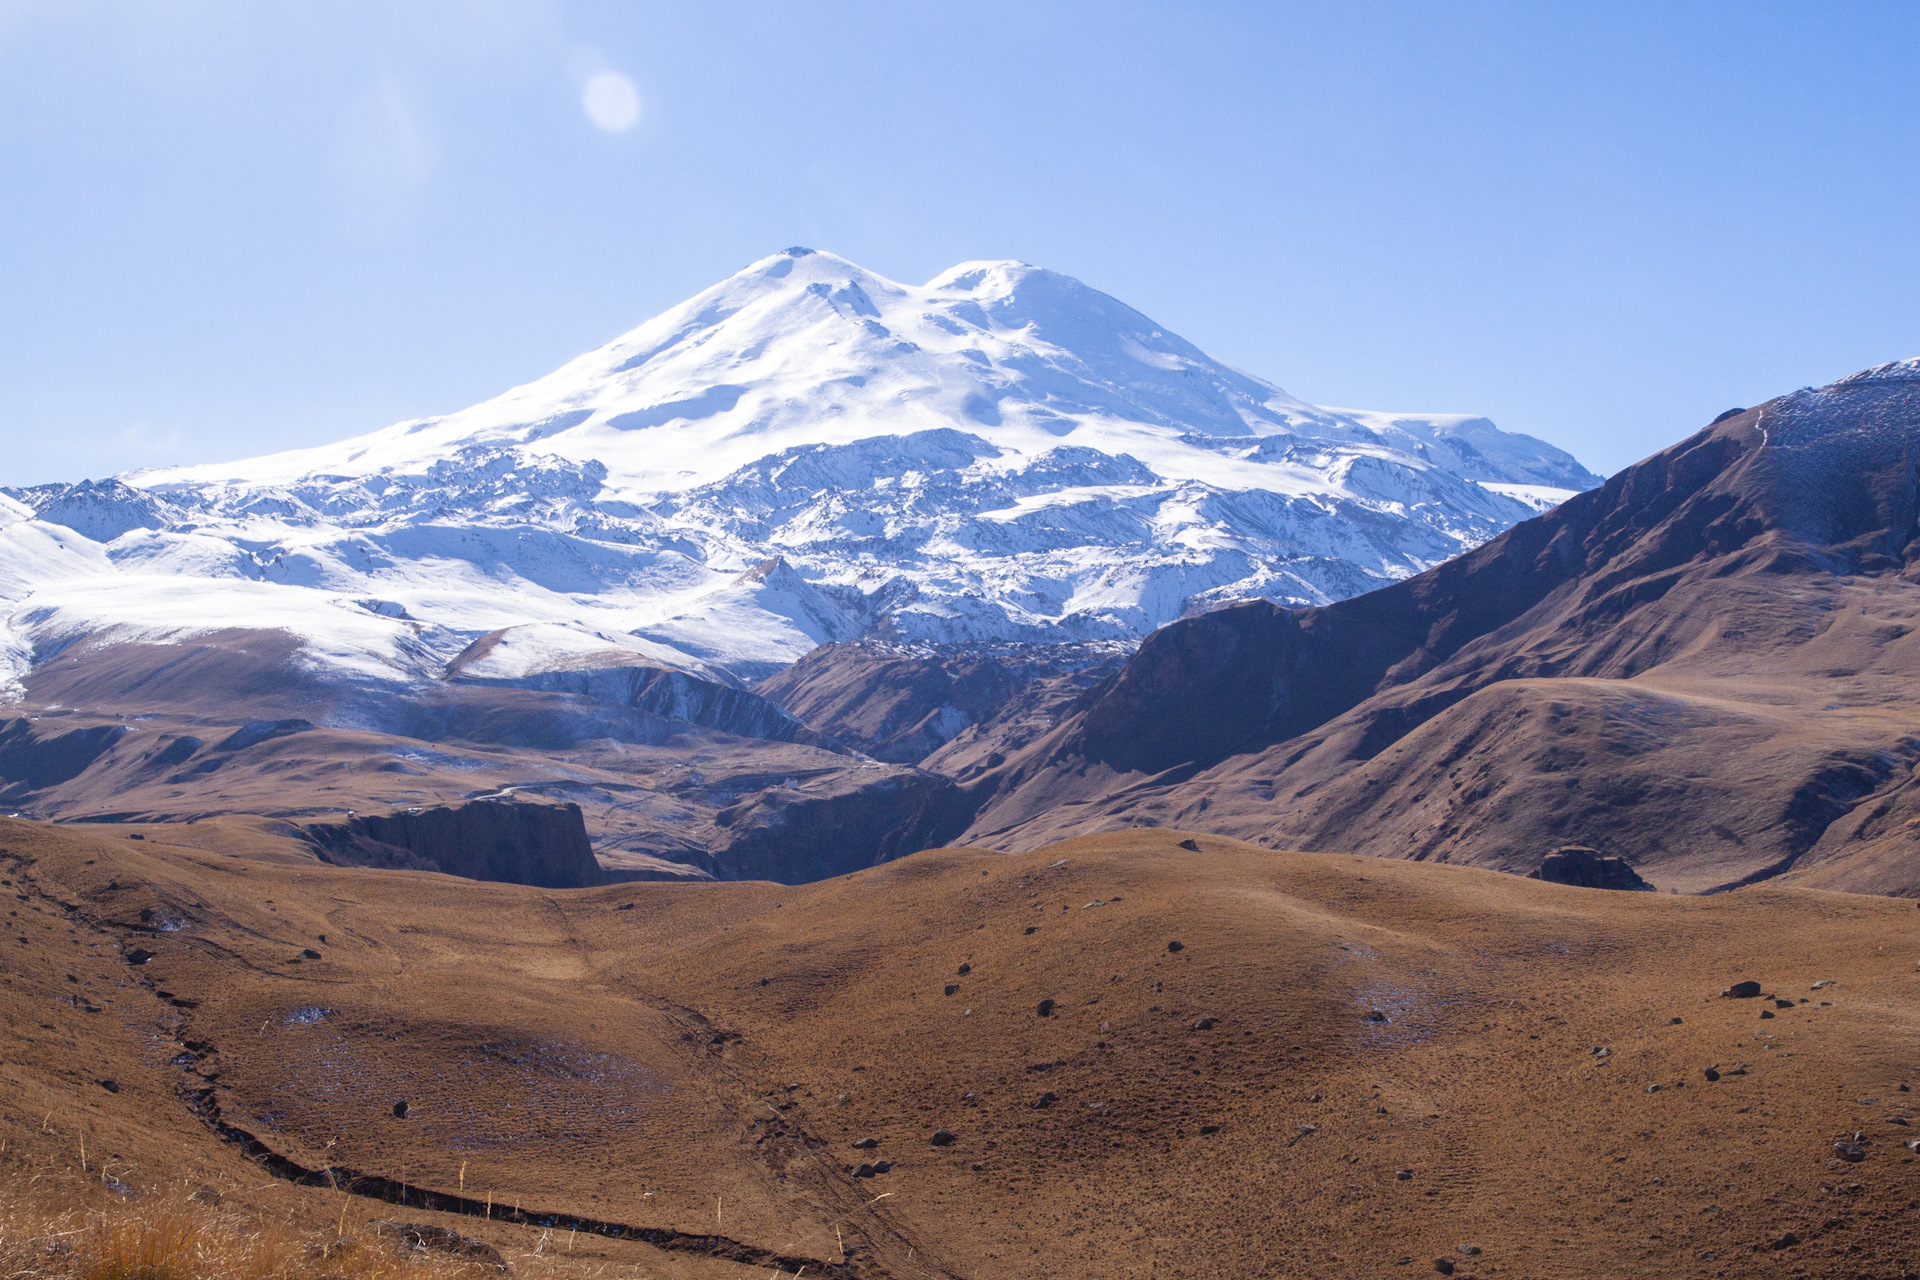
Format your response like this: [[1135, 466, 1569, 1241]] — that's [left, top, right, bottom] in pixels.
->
[[1, 249, 1599, 693]]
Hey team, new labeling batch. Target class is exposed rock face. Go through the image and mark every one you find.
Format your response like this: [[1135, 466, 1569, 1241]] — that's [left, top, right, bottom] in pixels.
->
[[756, 641, 1125, 763], [1528, 847, 1655, 891], [305, 799, 601, 888], [450, 654, 835, 750], [0, 719, 131, 801], [953, 359, 1920, 894], [707, 770, 968, 883]]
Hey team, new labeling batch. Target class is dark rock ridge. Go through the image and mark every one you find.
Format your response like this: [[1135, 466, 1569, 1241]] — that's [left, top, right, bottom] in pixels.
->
[[0, 718, 131, 801], [305, 798, 601, 888], [706, 770, 970, 884], [950, 358, 1920, 895], [447, 649, 836, 751], [1528, 846, 1655, 891], [755, 640, 1126, 763]]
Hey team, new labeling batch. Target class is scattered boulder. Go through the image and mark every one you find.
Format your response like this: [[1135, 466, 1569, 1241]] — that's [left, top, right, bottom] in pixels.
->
[[1721, 980, 1762, 999], [1528, 846, 1654, 891], [1033, 1091, 1057, 1109], [1703, 1067, 1721, 1082], [96, 1078, 118, 1094], [301, 948, 322, 960], [1198, 1123, 1219, 1135], [392, 1100, 409, 1118], [1834, 1141, 1865, 1163], [1167, 940, 1185, 953], [931, 1128, 957, 1146], [957, 962, 971, 975], [1036, 998, 1056, 1017], [1395, 1169, 1414, 1181], [1433, 1257, 1455, 1274], [944, 984, 958, 996], [1366, 1009, 1388, 1023], [374, 1222, 507, 1272], [851, 1137, 878, 1149], [1759, 1010, 1775, 1020], [124, 948, 155, 966], [1773, 998, 1795, 1010], [1177, 838, 1201, 852], [1771, 1230, 1800, 1249]]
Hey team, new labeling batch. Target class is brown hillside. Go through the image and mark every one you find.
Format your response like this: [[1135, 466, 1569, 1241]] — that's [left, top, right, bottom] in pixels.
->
[[3, 817, 1917, 1277], [957, 362, 1920, 894]]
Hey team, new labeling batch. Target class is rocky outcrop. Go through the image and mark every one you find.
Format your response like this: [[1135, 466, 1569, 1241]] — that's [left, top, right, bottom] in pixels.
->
[[1528, 847, 1655, 891], [707, 770, 969, 884], [0, 718, 130, 801], [756, 641, 1124, 763], [305, 798, 601, 888], [449, 653, 836, 750]]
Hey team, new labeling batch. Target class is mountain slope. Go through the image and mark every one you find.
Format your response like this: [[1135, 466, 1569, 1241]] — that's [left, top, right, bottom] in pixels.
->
[[10, 818, 1920, 1278], [4, 249, 1597, 697], [954, 358, 1920, 895]]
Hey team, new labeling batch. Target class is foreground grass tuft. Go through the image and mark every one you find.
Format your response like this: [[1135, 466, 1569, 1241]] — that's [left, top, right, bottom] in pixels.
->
[[0, 1181, 511, 1280]]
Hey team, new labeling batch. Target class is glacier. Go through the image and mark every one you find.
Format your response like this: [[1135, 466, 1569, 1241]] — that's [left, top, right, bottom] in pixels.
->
[[1, 248, 1600, 694]]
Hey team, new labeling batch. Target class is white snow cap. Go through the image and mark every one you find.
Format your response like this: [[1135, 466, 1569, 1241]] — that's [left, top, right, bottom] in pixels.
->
[[2, 249, 1601, 693]]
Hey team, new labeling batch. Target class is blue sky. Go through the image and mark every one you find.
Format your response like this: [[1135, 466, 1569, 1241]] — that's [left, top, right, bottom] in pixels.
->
[[2, 1, 1916, 485]]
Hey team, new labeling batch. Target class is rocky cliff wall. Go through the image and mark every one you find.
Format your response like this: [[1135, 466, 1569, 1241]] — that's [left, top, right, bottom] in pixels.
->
[[305, 798, 601, 889]]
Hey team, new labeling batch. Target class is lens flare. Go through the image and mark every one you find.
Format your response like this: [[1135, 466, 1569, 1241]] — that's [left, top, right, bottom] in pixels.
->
[[582, 72, 641, 132]]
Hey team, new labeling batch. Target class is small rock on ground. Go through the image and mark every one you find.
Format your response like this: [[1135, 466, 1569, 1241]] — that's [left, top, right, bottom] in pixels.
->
[[374, 1222, 507, 1272]]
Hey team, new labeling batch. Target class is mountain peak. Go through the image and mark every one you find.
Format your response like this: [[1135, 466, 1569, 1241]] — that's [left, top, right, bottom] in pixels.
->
[[31, 251, 1605, 689], [1834, 356, 1920, 386]]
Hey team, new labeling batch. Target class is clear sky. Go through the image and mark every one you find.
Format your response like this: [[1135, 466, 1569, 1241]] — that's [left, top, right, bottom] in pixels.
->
[[3, 1, 1917, 485]]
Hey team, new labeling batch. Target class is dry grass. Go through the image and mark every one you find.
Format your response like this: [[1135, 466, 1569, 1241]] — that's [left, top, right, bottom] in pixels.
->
[[0, 1179, 510, 1280]]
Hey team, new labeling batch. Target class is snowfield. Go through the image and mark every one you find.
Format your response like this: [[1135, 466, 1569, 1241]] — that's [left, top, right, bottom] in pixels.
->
[[1, 249, 1599, 694]]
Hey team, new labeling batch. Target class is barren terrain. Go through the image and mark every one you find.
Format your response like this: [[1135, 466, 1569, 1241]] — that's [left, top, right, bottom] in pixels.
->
[[3, 816, 1916, 1278]]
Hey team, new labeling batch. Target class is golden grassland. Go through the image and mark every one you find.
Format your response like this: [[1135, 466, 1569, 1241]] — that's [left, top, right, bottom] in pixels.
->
[[0, 1171, 672, 1280]]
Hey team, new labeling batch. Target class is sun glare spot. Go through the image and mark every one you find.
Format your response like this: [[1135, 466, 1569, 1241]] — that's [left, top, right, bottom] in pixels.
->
[[583, 71, 641, 132]]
